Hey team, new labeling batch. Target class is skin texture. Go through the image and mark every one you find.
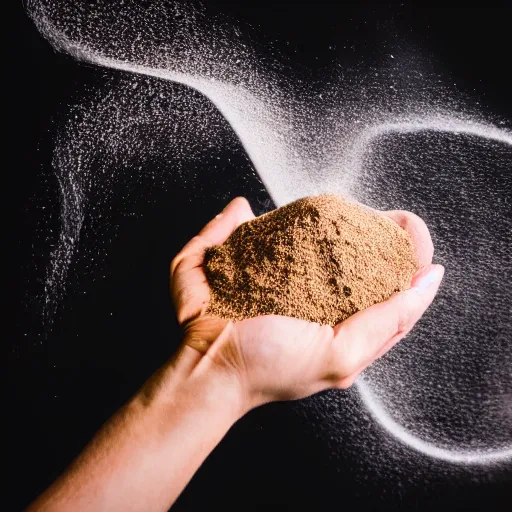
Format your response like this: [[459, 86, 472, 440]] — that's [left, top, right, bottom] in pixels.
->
[[27, 197, 443, 512]]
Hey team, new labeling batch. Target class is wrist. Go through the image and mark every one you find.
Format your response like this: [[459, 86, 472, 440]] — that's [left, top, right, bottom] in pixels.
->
[[186, 349, 250, 423], [184, 320, 261, 415], [136, 342, 249, 428]]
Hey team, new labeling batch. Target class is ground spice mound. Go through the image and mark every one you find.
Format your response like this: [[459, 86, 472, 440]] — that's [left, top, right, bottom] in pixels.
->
[[204, 195, 419, 326]]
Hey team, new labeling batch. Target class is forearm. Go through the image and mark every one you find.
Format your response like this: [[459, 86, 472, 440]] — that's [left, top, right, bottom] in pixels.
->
[[27, 345, 246, 512]]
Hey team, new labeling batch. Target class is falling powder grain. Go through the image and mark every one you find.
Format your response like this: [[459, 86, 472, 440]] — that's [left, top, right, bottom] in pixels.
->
[[204, 195, 419, 326]]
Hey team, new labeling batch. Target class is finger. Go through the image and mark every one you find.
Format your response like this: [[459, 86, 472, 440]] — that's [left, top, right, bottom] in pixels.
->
[[332, 264, 444, 386], [170, 197, 255, 324], [170, 197, 255, 280], [381, 210, 434, 269], [339, 325, 407, 389], [198, 196, 256, 247]]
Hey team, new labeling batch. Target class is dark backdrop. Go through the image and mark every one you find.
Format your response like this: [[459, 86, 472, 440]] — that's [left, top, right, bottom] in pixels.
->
[[9, 4, 512, 511]]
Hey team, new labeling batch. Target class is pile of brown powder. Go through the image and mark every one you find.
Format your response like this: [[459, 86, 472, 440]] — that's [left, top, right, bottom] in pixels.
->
[[204, 195, 419, 326]]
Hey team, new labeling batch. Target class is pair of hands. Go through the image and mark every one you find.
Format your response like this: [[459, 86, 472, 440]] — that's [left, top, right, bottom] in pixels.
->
[[170, 197, 444, 414]]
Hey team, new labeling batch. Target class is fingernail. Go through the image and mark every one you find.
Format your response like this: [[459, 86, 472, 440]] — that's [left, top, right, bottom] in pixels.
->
[[414, 265, 444, 292]]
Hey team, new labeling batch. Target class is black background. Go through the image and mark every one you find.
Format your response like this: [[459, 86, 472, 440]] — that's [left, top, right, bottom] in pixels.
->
[[9, 4, 512, 511]]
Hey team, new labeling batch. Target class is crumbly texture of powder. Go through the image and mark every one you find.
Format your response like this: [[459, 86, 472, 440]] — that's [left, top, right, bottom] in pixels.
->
[[204, 195, 419, 326]]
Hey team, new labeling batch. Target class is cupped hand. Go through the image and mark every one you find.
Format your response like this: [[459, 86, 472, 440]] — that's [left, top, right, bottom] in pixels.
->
[[170, 197, 444, 411]]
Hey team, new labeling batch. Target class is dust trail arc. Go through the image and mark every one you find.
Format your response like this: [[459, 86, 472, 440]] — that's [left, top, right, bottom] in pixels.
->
[[349, 120, 512, 465], [342, 118, 512, 198], [356, 379, 512, 464], [31, 10, 300, 206]]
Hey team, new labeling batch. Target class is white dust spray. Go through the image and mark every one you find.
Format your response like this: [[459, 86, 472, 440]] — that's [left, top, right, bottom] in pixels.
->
[[26, 0, 511, 468]]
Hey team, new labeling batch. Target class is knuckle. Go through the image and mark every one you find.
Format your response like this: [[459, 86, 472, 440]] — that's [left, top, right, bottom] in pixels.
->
[[170, 254, 184, 278], [397, 210, 421, 230], [232, 196, 249, 208], [188, 235, 204, 247], [337, 374, 356, 390], [344, 350, 362, 377], [396, 291, 421, 336], [336, 338, 361, 378], [396, 297, 411, 335], [170, 236, 205, 277], [178, 308, 196, 326]]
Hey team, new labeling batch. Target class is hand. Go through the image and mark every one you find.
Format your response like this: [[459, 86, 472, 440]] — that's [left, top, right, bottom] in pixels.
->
[[170, 197, 444, 412]]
